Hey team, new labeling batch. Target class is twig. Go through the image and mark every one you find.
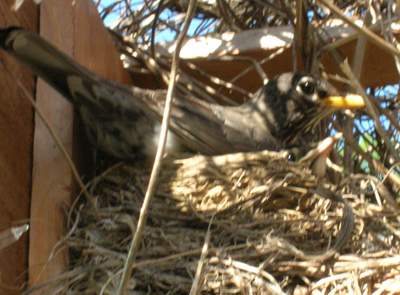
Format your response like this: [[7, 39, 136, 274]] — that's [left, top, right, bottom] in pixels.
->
[[189, 214, 214, 295], [339, 59, 400, 164], [116, 0, 199, 293], [0, 60, 99, 217], [331, 120, 400, 187], [318, 0, 400, 58]]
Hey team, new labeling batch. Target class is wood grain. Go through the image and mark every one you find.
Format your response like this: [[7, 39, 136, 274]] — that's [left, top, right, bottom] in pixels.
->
[[0, 1, 37, 295], [28, 0, 132, 288]]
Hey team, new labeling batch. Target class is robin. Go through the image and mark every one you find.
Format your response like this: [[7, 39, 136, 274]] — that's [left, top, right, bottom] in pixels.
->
[[0, 27, 365, 160]]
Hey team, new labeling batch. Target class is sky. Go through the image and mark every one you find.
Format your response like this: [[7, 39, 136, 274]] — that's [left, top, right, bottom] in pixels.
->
[[96, 0, 206, 42]]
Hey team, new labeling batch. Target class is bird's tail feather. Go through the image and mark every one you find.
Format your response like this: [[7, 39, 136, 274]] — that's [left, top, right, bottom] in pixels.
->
[[0, 27, 234, 155]]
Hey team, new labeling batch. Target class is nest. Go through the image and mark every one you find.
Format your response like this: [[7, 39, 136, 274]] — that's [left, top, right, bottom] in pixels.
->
[[18, 0, 400, 293], [29, 150, 400, 294]]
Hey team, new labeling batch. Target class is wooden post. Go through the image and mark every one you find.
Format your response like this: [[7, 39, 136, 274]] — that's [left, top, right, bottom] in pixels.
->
[[0, 1, 37, 295], [28, 0, 132, 288]]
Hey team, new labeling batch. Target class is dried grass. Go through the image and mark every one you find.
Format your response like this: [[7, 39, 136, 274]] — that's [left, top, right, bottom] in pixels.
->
[[29, 150, 400, 294], [24, 0, 400, 293]]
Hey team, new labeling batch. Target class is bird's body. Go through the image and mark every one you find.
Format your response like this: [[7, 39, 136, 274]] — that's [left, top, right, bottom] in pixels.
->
[[0, 27, 365, 160]]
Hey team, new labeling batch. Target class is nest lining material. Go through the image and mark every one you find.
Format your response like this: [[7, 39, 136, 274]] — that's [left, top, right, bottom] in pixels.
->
[[32, 150, 400, 294]]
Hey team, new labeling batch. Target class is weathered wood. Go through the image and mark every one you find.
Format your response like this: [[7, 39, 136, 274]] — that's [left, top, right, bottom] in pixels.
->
[[156, 19, 400, 99], [0, 1, 37, 294], [29, 0, 132, 288]]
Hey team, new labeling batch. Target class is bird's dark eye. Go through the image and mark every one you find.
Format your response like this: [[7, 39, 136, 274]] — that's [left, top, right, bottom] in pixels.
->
[[300, 81, 316, 95], [287, 153, 297, 162]]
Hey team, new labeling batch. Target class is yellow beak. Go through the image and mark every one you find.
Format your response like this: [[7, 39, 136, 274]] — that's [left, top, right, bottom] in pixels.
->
[[320, 94, 365, 108]]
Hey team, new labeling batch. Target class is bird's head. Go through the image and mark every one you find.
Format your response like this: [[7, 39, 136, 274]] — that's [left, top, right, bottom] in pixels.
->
[[254, 72, 365, 146], [290, 132, 343, 179]]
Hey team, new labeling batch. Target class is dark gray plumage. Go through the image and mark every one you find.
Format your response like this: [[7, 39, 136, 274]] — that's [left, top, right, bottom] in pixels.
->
[[0, 27, 365, 160]]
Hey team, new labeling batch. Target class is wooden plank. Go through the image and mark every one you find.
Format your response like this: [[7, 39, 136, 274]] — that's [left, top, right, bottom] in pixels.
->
[[0, 1, 37, 295], [153, 19, 400, 99], [29, 0, 132, 288]]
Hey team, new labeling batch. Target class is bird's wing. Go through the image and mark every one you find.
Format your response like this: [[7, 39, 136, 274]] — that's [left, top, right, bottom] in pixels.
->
[[0, 27, 241, 155], [137, 90, 241, 154]]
